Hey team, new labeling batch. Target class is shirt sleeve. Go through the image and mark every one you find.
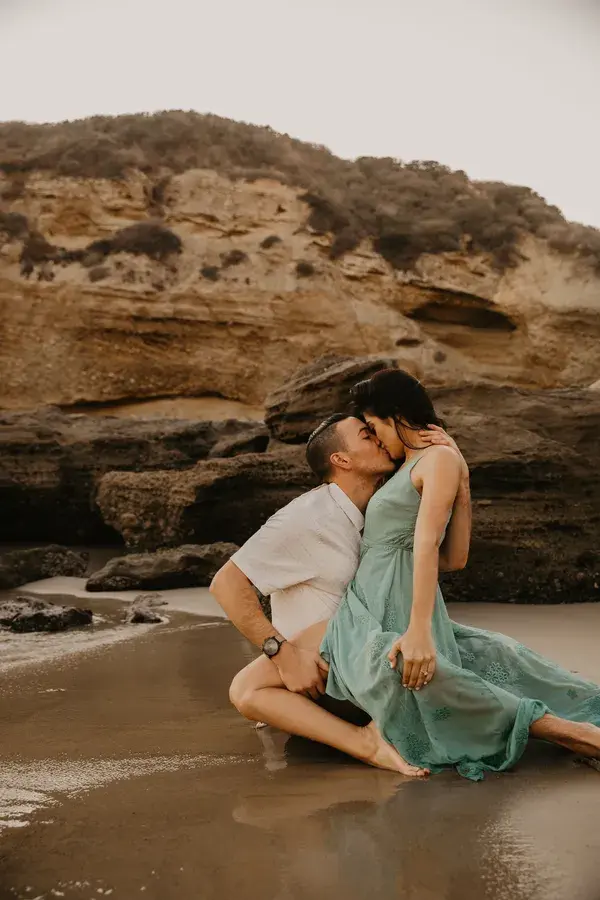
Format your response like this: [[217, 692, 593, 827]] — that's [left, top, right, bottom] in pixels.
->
[[230, 504, 320, 596]]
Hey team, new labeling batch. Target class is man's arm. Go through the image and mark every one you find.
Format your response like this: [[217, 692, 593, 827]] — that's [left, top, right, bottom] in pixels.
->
[[210, 563, 329, 701], [438, 475, 471, 572], [210, 560, 277, 649]]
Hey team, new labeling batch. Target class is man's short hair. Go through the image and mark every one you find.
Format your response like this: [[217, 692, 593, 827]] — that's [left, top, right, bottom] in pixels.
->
[[306, 414, 349, 481]]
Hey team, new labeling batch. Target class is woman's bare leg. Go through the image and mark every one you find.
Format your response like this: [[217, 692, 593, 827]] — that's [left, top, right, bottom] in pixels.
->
[[531, 714, 600, 758], [230, 621, 428, 777]]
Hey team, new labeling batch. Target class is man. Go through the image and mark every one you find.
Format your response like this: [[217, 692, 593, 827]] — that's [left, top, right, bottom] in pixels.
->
[[210, 414, 470, 776]]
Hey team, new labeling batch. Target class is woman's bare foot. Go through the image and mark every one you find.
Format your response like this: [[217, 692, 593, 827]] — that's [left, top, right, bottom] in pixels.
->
[[360, 722, 429, 777]]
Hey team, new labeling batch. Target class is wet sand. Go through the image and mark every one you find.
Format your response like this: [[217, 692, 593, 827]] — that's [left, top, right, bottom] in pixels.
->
[[1, 603, 600, 900]]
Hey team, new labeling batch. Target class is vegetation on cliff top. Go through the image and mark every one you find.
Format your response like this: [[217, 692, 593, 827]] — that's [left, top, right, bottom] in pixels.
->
[[1, 110, 599, 271]]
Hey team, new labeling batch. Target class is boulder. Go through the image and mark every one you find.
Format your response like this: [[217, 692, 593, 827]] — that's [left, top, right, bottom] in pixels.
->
[[208, 424, 269, 458], [264, 355, 398, 443], [0, 595, 93, 632], [97, 387, 600, 603], [0, 407, 266, 543], [125, 592, 168, 624], [96, 446, 316, 551], [86, 543, 240, 591], [0, 545, 88, 590], [433, 389, 600, 604]]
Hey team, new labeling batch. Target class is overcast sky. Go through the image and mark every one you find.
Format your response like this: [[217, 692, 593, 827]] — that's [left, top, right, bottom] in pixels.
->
[[1, 0, 599, 227]]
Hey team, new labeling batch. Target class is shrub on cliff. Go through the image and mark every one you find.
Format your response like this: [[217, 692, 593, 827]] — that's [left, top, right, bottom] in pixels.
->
[[86, 221, 182, 262], [221, 249, 248, 268], [200, 265, 220, 281], [0, 210, 29, 239], [1, 111, 598, 271], [296, 260, 315, 277], [260, 234, 282, 250], [20, 231, 57, 263]]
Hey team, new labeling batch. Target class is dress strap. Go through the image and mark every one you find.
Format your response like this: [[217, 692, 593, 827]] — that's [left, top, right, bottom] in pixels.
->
[[401, 448, 431, 474]]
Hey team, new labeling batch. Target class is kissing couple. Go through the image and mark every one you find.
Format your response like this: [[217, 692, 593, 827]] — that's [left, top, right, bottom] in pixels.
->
[[212, 368, 600, 780]]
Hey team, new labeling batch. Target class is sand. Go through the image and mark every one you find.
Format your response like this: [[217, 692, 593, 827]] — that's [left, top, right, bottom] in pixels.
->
[[1, 597, 600, 900]]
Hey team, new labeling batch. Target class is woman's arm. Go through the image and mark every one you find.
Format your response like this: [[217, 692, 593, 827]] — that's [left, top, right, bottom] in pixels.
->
[[411, 447, 462, 628], [438, 475, 471, 572], [388, 447, 461, 691], [417, 425, 471, 572]]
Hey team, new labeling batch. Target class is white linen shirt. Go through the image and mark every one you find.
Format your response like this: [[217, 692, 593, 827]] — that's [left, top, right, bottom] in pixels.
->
[[230, 483, 364, 639]]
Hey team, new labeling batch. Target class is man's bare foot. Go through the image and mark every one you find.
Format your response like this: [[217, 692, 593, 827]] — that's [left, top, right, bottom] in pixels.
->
[[360, 722, 429, 777]]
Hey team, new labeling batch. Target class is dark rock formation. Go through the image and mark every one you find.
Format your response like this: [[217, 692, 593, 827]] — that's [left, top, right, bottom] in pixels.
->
[[0, 408, 267, 544], [96, 446, 316, 551], [126, 592, 167, 624], [0, 545, 88, 589], [0, 595, 93, 632], [208, 424, 269, 458], [97, 384, 600, 603], [264, 355, 397, 443], [87, 543, 240, 591], [433, 387, 600, 604]]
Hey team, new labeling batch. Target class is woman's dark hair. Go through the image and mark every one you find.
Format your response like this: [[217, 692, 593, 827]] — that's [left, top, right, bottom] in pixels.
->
[[350, 368, 444, 443]]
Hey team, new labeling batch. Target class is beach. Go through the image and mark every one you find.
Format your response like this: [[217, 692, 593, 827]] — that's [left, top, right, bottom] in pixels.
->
[[1, 592, 600, 900]]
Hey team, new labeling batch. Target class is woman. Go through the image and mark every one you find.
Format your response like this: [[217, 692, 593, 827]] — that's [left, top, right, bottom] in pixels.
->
[[320, 368, 600, 780]]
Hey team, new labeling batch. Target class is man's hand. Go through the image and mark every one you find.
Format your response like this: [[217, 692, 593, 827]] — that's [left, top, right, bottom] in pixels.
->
[[388, 625, 437, 691], [273, 643, 330, 700], [419, 424, 469, 480]]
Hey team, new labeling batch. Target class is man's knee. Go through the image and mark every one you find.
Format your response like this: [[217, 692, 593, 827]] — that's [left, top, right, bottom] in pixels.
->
[[229, 670, 256, 719], [230, 666, 273, 722]]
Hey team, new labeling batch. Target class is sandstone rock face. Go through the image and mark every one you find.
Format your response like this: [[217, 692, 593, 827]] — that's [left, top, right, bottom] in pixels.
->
[[432, 387, 600, 604], [96, 446, 316, 551], [0, 595, 93, 632], [0, 545, 88, 589], [265, 355, 397, 443], [0, 408, 266, 543], [95, 386, 600, 603], [86, 543, 240, 591], [207, 424, 269, 458], [1, 170, 598, 419]]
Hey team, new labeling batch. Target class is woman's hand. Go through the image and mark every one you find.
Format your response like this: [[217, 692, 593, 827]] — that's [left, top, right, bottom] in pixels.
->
[[419, 424, 469, 480], [387, 625, 437, 691]]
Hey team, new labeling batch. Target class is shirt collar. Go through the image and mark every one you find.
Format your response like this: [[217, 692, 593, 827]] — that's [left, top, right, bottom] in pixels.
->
[[328, 483, 365, 533]]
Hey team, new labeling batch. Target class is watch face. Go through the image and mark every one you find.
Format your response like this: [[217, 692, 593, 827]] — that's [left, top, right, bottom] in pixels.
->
[[263, 637, 279, 657]]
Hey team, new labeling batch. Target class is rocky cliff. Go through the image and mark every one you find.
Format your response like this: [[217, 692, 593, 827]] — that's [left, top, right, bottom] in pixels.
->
[[1, 113, 599, 605], [1, 166, 599, 417]]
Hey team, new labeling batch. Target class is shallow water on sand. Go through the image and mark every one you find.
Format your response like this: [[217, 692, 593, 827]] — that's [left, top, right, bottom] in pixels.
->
[[1, 603, 600, 899], [0, 574, 225, 673]]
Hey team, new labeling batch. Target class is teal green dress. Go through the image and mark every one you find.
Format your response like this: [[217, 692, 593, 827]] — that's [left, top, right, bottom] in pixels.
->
[[320, 453, 600, 781]]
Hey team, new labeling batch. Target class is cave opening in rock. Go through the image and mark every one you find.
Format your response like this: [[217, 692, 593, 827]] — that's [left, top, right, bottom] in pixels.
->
[[408, 298, 517, 332]]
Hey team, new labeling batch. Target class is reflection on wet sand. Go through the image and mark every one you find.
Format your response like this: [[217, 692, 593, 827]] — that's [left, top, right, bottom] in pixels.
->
[[1, 605, 599, 900], [237, 735, 595, 900]]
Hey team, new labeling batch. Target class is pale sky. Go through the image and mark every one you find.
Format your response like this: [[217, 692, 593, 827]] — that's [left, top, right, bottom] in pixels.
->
[[1, 0, 599, 227]]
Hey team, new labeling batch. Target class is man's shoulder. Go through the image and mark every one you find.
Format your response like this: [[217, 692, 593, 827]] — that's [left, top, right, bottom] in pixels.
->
[[273, 484, 333, 523]]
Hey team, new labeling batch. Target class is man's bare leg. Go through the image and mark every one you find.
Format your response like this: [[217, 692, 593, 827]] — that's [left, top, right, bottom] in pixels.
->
[[531, 714, 600, 758], [230, 621, 429, 777]]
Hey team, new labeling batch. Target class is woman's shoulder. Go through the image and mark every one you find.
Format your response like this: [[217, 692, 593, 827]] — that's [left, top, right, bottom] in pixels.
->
[[415, 445, 461, 478]]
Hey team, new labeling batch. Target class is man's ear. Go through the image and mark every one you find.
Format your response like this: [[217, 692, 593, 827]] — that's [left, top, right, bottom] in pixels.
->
[[330, 451, 351, 471]]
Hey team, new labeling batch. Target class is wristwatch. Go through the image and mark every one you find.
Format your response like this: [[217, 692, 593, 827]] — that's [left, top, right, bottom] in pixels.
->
[[262, 635, 287, 659]]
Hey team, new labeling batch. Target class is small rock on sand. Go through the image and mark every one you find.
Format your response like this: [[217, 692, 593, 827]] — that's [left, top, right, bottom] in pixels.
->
[[0, 595, 93, 633], [125, 592, 168, 625]]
